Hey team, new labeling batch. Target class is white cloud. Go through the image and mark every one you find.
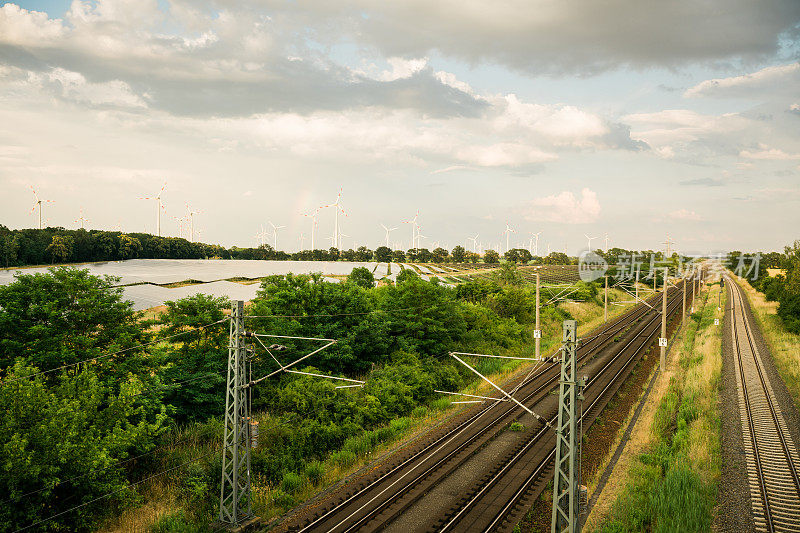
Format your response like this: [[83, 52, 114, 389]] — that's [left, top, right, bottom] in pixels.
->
[[668, 208, 703, 221], [685, 63, 800, 98], [27, 68, 147, 108], [623, 109, 751, 156], [522, 188, 601, 224], [0, 3, 65, 46], [740, 144, 800, 160], [495, 95, 608, 144]]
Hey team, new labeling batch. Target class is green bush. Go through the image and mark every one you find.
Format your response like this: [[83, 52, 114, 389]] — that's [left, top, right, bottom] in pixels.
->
[[271, 488, 296, 509], [330, 449, 357, 468], [151, 511, 206, 533], [305, 461, 325, 484], [281, 471, 304, 493], [509, 422, 524, 432]]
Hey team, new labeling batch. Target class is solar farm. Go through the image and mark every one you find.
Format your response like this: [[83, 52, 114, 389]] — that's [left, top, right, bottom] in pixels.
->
[[0, 259, 581, 310]]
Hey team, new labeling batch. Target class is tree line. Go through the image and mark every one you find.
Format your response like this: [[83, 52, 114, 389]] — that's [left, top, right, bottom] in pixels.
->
[[0, 226, 578, 268], [731, 241, 800, 333]]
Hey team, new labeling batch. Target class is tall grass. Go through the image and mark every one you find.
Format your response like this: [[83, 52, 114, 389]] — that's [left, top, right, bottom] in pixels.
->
[[594, 283, 722, 532]]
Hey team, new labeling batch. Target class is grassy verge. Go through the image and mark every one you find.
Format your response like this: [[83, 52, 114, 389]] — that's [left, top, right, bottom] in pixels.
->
[[735, 275, 800, 411], [591, 282, 723, 532]]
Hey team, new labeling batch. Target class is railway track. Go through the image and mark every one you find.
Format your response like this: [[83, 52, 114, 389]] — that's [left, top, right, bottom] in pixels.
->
[[435, 284, 686, 533], [276, 285, 687, 533], [728, 277, 800, 532]]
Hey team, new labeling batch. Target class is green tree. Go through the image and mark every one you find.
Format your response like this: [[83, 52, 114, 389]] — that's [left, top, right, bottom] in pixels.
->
[[355, 246, 372, 262], [119, 234, 142, 259], [0, 268, 144, 377], [250, 274, 390, 374], [544, 252, 570, 265], [377, 274, 467, 356], [494, 262, 524, 286], [0, 363, 168, 531], [348, 267, 375, 288], [45, 234, 74, 263], [392, 249, 406, 262], [484, 250, 500, 264], [0, 231, 19, 267], [396, 268, 419, 285], [156, 294, 229, 421], [374, 246, 392, 263], [432, 247, 449, 263], [451, 245, 466, 263]]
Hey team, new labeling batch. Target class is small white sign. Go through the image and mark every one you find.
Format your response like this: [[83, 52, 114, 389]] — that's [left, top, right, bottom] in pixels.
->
[[717, 307, 721, 311], [533, 330, 542, 339], [714, 318, 720, 326], [691, 307, 694, 314], [658, 337, 668, 347]]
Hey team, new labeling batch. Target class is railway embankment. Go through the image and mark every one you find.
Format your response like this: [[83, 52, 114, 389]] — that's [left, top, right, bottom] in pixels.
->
[[587, 280, 722, 532]]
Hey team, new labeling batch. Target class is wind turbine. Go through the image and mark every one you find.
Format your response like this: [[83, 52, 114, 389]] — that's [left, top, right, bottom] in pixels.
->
[[417, 233, 428, 248], [185, 202, 202, 242], [322, 188, 347, 249], [380, 223, 398, 247], [303, 208, 320, 250], [29, 186, 54, 230], [503, 222, 516, 253], [268, 221, 285, 249], [604, 232, 611, 251], [467, 234, 479, 253], [404, 211, 420, 249], [74, 208, 90, 230], [138, 183, 166, 237], [255, 224, 269, 247], [173, 215, 188, 239], [299, 232, 306, 250], [584, 233, 598, 250]]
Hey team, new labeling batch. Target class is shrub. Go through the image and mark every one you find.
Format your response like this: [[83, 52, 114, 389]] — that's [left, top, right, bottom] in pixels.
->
[[411, 406, 426, 418], [509, 422, 524, 432], [271, 488, 295, 509], [330, 449, 357, 468], [305, 461, 325, 484], [151, 511, 206, 533], [280, 471, 304, 493]]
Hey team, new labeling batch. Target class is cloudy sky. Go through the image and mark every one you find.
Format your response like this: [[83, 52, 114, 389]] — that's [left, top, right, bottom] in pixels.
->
[[1, 1, 799, 254]]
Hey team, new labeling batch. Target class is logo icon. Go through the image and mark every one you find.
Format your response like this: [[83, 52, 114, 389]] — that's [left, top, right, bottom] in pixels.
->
[[578, 251, 608, 282]]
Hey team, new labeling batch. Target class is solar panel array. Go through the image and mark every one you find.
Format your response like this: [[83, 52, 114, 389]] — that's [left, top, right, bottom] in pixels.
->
[[0, 259, 382, 287], [0, 259, 380, 311]]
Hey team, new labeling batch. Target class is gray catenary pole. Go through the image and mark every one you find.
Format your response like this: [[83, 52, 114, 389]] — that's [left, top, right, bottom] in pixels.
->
[[219, 300, 252, 524], [551, 320, 584, 533]]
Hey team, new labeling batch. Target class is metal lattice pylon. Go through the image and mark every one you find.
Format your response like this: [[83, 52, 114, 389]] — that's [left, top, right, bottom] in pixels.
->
[[552, 319, 579, 533], [219, 300, 252, 524]]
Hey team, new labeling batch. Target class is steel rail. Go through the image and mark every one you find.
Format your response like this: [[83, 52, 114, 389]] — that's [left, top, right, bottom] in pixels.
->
[[730, 278, 800, 532], [293, 294, 661, 532], [441, 286, 684, 532]]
